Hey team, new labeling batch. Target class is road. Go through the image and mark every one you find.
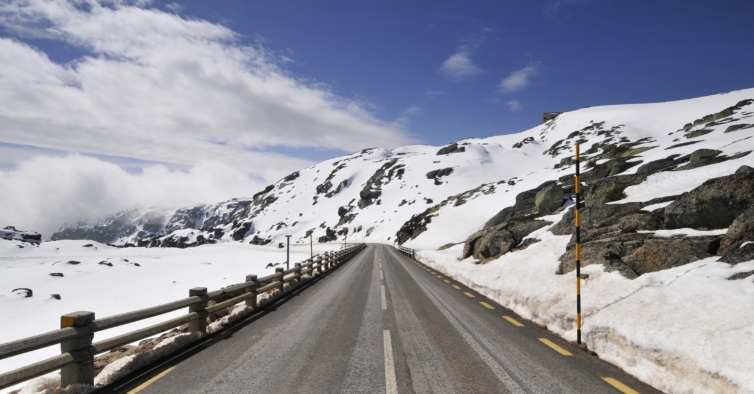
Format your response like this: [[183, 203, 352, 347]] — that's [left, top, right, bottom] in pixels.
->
[[102, 244, 660, 394]]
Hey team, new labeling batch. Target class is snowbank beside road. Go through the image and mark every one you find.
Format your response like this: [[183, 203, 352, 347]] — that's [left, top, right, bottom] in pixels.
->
[[417, 234, 754, 393], [0, 239, 337, 393]]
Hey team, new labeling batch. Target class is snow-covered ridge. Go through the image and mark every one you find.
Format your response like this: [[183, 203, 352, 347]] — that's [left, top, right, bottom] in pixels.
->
[[51, 88, 754, 252]]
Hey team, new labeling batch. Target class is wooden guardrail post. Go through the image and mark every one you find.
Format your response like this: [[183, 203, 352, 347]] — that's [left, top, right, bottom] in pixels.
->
[[245, 275, 259, 310], [275, 267, 284, 292], [294, 263, 302, 282], [60, 311, 95, 388], [188, 288, 208, 334]]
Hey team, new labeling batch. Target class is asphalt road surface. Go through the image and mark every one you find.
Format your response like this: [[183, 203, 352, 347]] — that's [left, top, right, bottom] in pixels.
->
[[104, 244, 661, 394]]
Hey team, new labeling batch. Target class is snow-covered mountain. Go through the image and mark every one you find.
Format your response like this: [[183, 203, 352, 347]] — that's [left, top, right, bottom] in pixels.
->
[[52, 89, 754, 254]]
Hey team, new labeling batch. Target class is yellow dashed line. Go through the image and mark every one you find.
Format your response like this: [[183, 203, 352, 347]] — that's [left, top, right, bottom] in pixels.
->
[[452, 285, 461, 290], [601, 377, 639, 394], [503, 316, 524, 327], [444, 280, 450, 283], [463, 292, 475, 298], [437, 275, 443, 278], [538, 338, 573, 356], [431, 271, 436, 274], [128, 366, 176, 393], [480, 302, 494, 309]]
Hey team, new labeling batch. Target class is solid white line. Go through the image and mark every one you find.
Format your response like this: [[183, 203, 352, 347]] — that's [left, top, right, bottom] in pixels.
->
[[380, 270, 384, 280], [381, 285, 387, 310], [383, 330, 398, 394]]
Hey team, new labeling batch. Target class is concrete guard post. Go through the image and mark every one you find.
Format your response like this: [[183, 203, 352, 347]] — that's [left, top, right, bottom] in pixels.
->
[[60, 311, 95, 388], [294, 263, 302, 283], [245, 275, 258, 310], [188, 288, 208, 334]]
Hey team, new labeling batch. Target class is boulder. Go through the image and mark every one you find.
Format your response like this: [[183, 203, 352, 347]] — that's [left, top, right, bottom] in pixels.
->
[[467, 220, 551, 261], [584, 174, 647, 206], [665, 165, 754, 230], [532, 183, 565, 215], [718, 205, 754, 264]]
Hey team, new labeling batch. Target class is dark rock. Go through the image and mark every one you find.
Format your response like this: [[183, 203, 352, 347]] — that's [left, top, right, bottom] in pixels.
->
[[426, 168, 454, 180], [66, 261, 81, 265], [50, 273, 64, 277], [533, 183, 565, 215], [82, 244, 94, 247], [252, 185, 275, 200], [338, 207, 349, 217], [232, 222, 252, 241], [685, 129, 713, 139], [358, 159, 398, 208], [98, 261, 113, 267], [512, 137, 534, 149], [437, 143, 466, 155], [12, 288, 32, 297], [484, 207, 514, 229], [584, 174, 647, 207], [283, 172, 300, 182], [466, 220, 551, 261], [727, 270, 754, 280], [665, 166, 754, 230], [666, 141, 703, 150], [51, 294, 61, 300], [318, 227, 338, 243], [718, 205, 754, 264], [635, 155, 684, 176], [725, 124, 752, 133], [278, 243, 285, 248]]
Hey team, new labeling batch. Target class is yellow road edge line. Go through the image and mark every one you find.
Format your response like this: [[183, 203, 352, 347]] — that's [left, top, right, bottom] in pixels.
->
[[444, 280, 450, 283], [452, 285, 461, 289], [601, 377, 639, 394], [480, 302, 494, 309], [538, 338, 573, 356], [127, 366, 176, 394], [503, 316, 524, 327], [463, 292, 475, 298]]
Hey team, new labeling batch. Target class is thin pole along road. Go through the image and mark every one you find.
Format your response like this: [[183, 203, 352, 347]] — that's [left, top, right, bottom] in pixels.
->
[[103, 244, 660, 394]]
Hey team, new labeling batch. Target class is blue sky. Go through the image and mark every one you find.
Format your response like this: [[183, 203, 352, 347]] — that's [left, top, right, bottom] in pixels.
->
[[1, 0, 753, 234], [156, 0, 754, 149]]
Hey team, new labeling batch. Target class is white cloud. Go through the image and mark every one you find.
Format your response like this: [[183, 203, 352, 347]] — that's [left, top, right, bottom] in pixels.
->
[[499, 61, 541, 93], [438, 52, 484, 81], [437, 28, 493, 81], [505, 100, 522, 111], [0, 154, 266, 239], [0, 0, 414, 185]]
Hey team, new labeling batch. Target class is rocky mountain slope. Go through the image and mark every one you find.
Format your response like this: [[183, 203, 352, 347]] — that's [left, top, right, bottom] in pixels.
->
[[51, 89, 754, 275]]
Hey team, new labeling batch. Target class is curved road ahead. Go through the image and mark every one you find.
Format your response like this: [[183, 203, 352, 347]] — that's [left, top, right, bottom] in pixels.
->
[[104, 244, 659, 394]]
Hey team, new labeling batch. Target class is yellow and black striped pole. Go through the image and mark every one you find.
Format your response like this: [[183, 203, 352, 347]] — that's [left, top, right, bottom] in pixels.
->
[[575, 143, 582, 345]]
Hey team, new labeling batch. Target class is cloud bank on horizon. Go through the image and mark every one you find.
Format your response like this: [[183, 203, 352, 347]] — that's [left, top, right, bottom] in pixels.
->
[[0, 0, 416, 234]]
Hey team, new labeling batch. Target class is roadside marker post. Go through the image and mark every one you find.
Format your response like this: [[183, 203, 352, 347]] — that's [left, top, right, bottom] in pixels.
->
[[286, 235, 292, 270], [309, 233, 313, 258], [575, 143, 582, 345]]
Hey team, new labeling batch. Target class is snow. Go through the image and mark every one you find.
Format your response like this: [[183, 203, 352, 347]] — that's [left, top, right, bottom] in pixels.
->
[[5, 88, 754, 393], [0, 239, 338, 393], [637, 229, 729, 237], [417, 222, 754, 393], [641, 201, 674, 211]]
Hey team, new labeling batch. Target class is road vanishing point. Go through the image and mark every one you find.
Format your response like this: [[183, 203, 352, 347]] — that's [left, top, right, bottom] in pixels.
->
[[102, 244, 660, 394]]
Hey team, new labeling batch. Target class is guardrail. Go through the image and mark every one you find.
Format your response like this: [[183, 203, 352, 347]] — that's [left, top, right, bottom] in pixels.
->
[[396, 245, 416, 259], [0, 244, 367, 391]]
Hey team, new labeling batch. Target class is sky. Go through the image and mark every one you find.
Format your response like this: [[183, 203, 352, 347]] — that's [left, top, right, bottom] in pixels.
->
[[1, 0, 753, 237]]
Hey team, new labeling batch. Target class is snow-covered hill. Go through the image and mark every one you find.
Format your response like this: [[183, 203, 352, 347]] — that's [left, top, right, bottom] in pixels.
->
[[53, 89, 754, 253], [8, 88, 754, 393]]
